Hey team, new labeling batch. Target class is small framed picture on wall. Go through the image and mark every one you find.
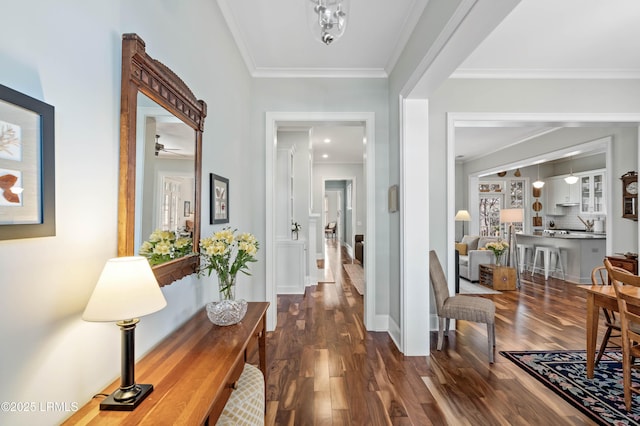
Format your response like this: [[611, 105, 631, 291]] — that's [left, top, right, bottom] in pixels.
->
[[0, 84, 55, 240], [210, 173, 229, 224]]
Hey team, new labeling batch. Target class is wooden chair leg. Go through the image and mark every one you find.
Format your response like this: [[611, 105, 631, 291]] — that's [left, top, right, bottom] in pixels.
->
[[595, 326, 613, 366], [437, 317, 445, 351], [624, 350, 633, 411], [445, 318, 450, 336], [487, 323, 495, 364]]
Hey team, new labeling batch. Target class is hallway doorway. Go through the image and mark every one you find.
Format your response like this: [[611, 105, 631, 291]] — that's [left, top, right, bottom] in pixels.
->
[[265, 111, 376, 332]]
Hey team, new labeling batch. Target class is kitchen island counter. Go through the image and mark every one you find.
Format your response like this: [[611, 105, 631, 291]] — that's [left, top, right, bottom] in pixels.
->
[[526, 231, 606, 240], [516, 233, 606, 284]]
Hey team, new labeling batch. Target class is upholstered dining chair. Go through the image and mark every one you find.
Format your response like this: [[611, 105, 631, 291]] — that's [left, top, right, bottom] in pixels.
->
[[429, 250, 496, 363], [324, 222, 336, 239], [608, 267, 640, 411], [591, 265, 620, 367]]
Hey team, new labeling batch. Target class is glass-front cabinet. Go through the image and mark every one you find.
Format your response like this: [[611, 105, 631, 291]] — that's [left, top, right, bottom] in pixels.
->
[[580, 169, 605, 214]]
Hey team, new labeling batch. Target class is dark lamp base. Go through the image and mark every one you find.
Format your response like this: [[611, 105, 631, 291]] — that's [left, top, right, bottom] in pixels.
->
[[99, 384, 153, 411]]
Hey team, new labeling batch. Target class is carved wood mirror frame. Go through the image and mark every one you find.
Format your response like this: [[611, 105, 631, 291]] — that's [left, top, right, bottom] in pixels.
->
[[118, 33, 207, 286]]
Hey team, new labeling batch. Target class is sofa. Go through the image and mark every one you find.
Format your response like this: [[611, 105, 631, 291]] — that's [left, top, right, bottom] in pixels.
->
[[456, 235, 502, 282], [354, 234, 364, 265]]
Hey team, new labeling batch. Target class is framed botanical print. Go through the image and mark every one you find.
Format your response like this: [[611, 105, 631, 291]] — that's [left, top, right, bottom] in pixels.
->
[[0, 84, 55, 240], [210, 173, 229, 224]]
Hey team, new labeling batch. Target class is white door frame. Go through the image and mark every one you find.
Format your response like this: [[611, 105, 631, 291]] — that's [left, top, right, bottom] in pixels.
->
[[265, 112, 376, 331]]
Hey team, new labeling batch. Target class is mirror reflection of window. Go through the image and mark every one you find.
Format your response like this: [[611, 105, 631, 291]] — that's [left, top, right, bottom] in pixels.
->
[[135, 93, 196, 254]]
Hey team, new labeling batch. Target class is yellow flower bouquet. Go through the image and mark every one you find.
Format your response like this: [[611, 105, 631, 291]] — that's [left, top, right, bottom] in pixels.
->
[[199, 228, 259, 300], [485, 240, 509, 266], [139, 229, 193, 266]]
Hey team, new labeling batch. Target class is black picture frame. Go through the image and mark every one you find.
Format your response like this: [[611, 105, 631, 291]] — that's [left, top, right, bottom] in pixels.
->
[[210, 173, 229, 224], [0, 84, 55, 240]]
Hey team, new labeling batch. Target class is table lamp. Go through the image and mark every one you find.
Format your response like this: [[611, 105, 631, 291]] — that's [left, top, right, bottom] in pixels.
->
[[83, 256, 167, 410], [500, 208, 524, 287], [455, 209, 471, 241]]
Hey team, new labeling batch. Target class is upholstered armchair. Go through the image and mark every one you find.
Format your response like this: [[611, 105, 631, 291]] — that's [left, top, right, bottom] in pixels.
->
[[456, 235, 501, 282]]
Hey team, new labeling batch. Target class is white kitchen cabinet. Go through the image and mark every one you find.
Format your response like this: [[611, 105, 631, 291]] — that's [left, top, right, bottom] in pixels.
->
[[545, 177, 579, 215], [554, 176, 580, 205], [545, 178, 564, 215], [579, 169, 606, 215]]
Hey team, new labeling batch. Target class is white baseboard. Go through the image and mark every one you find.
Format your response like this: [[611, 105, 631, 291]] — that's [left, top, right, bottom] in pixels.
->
[[277, 286, 305, 295], [387, 315, 401, 349]]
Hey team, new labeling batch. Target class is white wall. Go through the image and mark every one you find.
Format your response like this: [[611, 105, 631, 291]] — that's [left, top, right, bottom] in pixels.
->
[[0, 1, 253, 424]]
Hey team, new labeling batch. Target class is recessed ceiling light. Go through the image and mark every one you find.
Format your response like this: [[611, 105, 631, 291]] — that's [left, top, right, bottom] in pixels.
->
[[323, 138, 331, 143], [322, 154, 329, 158]]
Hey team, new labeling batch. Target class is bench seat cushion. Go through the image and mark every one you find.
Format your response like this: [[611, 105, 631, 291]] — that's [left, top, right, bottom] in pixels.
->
[[216, 363, 264, 426]]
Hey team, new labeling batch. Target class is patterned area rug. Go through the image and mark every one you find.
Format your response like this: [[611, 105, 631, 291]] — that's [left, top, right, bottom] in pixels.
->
[[343, 264, 364, 295], [501, 350, 640, 425]]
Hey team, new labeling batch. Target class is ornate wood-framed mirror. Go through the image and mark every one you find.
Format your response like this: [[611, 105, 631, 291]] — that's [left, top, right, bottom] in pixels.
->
[[118, 33, 207, 286]]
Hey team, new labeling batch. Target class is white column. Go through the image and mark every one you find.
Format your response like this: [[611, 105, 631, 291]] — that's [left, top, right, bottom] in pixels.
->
[[401, 98, 430, 356]]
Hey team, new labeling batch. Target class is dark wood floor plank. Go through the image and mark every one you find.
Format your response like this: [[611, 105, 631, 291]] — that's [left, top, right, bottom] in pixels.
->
[[266, 241, 602, 425]]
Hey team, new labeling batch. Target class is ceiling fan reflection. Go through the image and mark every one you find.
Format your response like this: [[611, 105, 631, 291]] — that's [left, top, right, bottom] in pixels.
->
[[154, 134, 184, 157]]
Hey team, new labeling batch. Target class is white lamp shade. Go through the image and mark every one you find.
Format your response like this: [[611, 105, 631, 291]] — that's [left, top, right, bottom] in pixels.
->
[[500, 208, 524, 223], [455, 210, 471, 221], [564, 175, 579, 184], [83, 256, 167, 322]]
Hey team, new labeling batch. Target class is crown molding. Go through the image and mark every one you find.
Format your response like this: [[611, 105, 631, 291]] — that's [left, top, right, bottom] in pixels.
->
[[384, 0, 430, 75], [451, 68, 640, 79], [217, 0, 257, 74], [251, 68, 388, 79]]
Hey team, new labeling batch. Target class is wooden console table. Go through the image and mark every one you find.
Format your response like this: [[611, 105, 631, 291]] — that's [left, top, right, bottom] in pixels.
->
[[64, 301, 269, 425], [479, 264, 516, 290]]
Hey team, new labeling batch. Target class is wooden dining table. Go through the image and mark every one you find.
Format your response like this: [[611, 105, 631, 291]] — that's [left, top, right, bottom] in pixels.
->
[[579, 284, 640, 378]]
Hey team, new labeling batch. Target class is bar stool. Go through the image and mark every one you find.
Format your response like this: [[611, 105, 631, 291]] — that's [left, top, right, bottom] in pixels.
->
[[516, 243, 534, 274], [531, 245, 565, 280]]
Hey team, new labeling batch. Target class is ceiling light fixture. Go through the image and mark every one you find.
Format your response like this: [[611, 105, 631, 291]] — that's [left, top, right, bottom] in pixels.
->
[[533, 164, 545, 189], [564, 157, 579, 184], [322, 154, 329, 158], [308, 0, 349, 45], [324, 138, 331, 143]]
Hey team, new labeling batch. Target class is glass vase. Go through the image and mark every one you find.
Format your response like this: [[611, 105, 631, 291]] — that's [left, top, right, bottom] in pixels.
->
[[218, 274, 236, 300], [494, 253, 501, 266], [206, 274, 247, 326]]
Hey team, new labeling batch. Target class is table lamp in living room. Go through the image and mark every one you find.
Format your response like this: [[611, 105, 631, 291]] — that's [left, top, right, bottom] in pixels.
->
[[455, 210, 471, 241], [500, 208, 524, 288]]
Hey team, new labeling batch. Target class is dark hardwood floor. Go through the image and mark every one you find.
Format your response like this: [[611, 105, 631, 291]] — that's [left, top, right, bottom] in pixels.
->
[[264, 240, 603, 425]]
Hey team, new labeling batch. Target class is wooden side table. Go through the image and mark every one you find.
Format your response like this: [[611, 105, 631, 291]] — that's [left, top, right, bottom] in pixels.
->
[[479, 264, 516, 290]]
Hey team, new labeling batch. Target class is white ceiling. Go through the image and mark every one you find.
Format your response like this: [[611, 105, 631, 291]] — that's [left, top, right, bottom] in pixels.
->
[[217, 0, 640, 164], [217, 0, 428, 78]]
